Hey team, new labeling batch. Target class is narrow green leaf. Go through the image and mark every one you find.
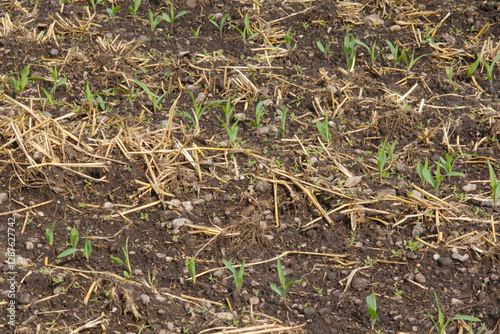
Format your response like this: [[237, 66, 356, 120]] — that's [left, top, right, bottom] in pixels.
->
[[57, 248, 79, 258]]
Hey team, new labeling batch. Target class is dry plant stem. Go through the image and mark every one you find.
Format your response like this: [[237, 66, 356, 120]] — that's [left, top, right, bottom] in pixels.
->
[[0, 200, 53, 217]]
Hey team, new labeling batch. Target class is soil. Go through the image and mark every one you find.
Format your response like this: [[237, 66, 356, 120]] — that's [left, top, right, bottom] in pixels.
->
[[1, 0, 500, 333]]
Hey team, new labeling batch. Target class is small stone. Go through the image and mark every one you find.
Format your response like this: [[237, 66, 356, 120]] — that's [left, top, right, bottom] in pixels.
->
[[42, 111, 53, 119], [213, 269, 224, 278], [140, 294, 151, 305], [53, 286, 64, 295], [390, 25, 402, 32], [172, 218, 189, 228], [103, 202, 114, 209], [156, 295, 167, 302], [451, 253, 467, 262], [186, 0, 197, 9], [326, 84, 338, 92], [442, 33, 456, 45], [13, 213, 23, 221], [396, 163, 407, 173], [193, 199, 205, 205], [351, 277, 370, 290], [19, 294, 31, 304], [462, 183, 477, 192], [167, 322, 174, 330], [38, 211, 45, 217], [234, 113, 247, 121], [156, 253, 166, 259], [304, 306, 316, 316], [394, 315, 403, 320], [170, 199, 182, 207], [344, 176, 362, 188], [451, 298, 463, 305], [308, 157, 318, 165], [249, 296, 259, 305], [327, 272, 337, 281], [433, 254, 441, 261], [256, 180, 270, 193], [16, 256, 30, 267], [256, 126, 271, 135], [410, 190, 422, 199], [50, 48, 59, 56], [33, 151, 43, 162], [437, 257, 453, 267], [0, 192, 8, 204], [415, 273, 426, 283], [318, 307, 330, 315], [25, 242, 34, 250], [364, 14, 384, 26], [216, 312, 234, 321], [195, 93, 206, 104], [187, 85, 197, 93], [376, 188, 396, 197], [412, 224, 424, 238]]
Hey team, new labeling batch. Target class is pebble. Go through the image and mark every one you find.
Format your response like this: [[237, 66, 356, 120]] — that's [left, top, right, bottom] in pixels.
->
[[376, 188, 396, 197], [33, 151, 43, 162], [255, 180, 270, 193], [304, 306, 316, 316], [181, 201, 194, 212], [169, 199, 182, 207], [216, 312, 234, 321], [412, 224, 424, 238], [103, 202, 114, 209], [13, 212, 23, 221], [364, 14, 384, 26], [186, 0, 198, 9], [415, 273, 426, 283], [451, 298, 463, 305], [156, 295, 167, 302], [53, 286, 64, 295], [25, 242, 34, 250], [38, 211, 45, 217], [193, 199, 205, 205], [50, 48, 59, 56], [390, 25, 402, 32], [393, 315, 403, 320], [462, 183, 476, 192], [187, 85, 197, 93], [195, 93, 206, 104], [351, 277, 370, 290], [318, 307, 330, 315], [213, 269, 224, 278], [437, 257, 453, 267], [308, 157, 318, 165], [19, 294, 31, 304], [156, 253, 166, 259], [451, 252, 467, 262], [234, 113, 247, 121], [396, 162, 407, 172], [0, 192, 8, 204], [249, 296, 259, 305], [140, 294, 151, 305], [16, 256, 30, 267], [172, 218, 189, 228], [344, 176, 362, 188], [410, 190, 422, 199], [256, 125, 271, 135], [433, 254, 441, 261], [42, 111, 53, 119]]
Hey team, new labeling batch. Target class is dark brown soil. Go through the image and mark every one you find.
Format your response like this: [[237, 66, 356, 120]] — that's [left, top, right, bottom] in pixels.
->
[[1, 0, 500, 333]]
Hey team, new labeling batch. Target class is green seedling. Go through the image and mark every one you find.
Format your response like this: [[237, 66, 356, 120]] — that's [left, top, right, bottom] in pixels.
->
[[316, 117, 330, 143], [233, 13, 258, 45], [403, 49, 429, 72], [10, 63, 42, 93], [185, 88, 226, 129], [128, 0, 141, 18], [284, 27, 294, 49], [88, 0, 104, 10], [162, 3, 187, 30], [366, 291, 378, 330], [489, 162, 499, 209], [438, 152, 464, 181], [482, 54, 500, 89], [40, 66, 67, 105], [219, 119, 239, 147], [376, 138, 387, 181], [106, 3, 120, 22], [416, 158, 430, 185], [252, 100, 266, 130], [270, 256, 303, 307], [422, 163, 445, 194], [385, 138, 397, 162], [185, 257, 196, 284], [148, 9, 163, 31], [110, 237, 133, 278], [467, 55, 481, 78], [316, 40, 332, 58], [209, 13, 229, 39], [344, 25, 357, 70], [45, 221, 56, 246], [132, 79, 167, 112], [446, 66, 453, 85], [190, 24, 202, 38], [427, 291, 480, 334], [223, 259, 245, 292], [386, 40, 399, 64], [356, 39, 381, 65], [57, 228, 92, 261], [280, 105, 288, 136], [221, 97, 235, 124]]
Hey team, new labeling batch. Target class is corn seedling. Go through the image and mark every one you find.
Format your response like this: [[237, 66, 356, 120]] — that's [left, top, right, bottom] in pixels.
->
[[316, 117, 330, 143], [128, 0, 141, 18], [281, 105, 288, 136], [185, 257, 196, 284], [284, 27, 294, 49], [384, 138, 397, 162], [132, 79, 167, 112], [386, 40, 399, 65], [316, 40, 332, 58], [438, 153, 464, 181], [344, 26, 357, 70], [45, 221, 55, 246], [403, 49, 429, 72], [40, 66, 67, 105], [88, 0, 104, 10], [106, 3, 120, 22], [162, 3, 187, 30], [270, 257, 303, 307], [10, 64, 42, 93], [190, 24, 202, 38], [356, 40, 381, 65], [57, 227, 92, 261], [223, 259, 245, 292], [148, 9, 162, 31], [221, 97, 235, 124], [252, 100, 266, 130], [185, 89, 226, 129], [209, 13, 229, 39], [488, 162, 499, 209], [422, 163, 445, 194], [366, 291, 378, 330], [481, 54, 500, 89], [233, 13, 258, 46], [446, 67, 453, 85], [467, 55, 481, 78], [427, 291, 480, 334], [219, 119, 239, 147], [416, 158, 430, 185], [376, 139, 387, 181], [110, 237, 133, 278]]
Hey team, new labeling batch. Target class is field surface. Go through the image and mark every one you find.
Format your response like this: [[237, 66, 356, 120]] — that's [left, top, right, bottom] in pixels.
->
[[1, 0, 500, 333]]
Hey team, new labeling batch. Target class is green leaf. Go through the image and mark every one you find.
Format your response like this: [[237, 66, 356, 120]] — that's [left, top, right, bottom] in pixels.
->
[[111, 255, 125, 266], [366, 292, 378, 320], [270, 284, 284, 298], [57, 248, 79, 258], [276, 257, 286, 289], [316, 41, 325, 53], [70, 227, 79, 249], [450, 315, 480, 322], [467, 56, 481, 77]]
